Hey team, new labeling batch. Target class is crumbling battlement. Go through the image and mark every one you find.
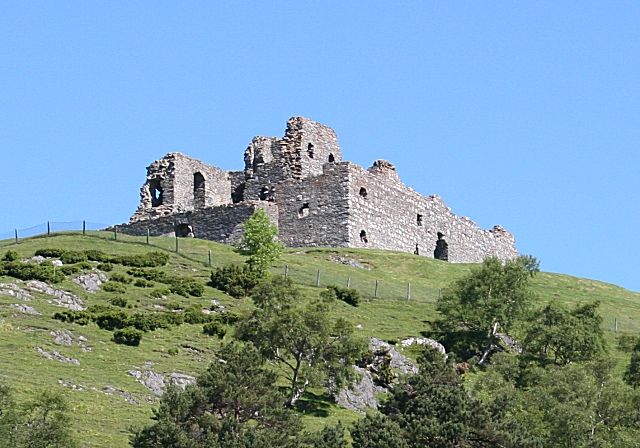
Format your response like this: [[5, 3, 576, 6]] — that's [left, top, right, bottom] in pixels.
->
[[120, 116, 518, 262]]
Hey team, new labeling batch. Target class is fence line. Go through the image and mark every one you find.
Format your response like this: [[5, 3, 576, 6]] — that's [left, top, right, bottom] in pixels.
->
[[0, 221, 638, 329]]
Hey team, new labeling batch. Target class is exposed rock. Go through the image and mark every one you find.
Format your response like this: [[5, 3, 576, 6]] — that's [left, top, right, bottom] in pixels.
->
[[335, 366, 383, 411], [11, 304, 40, 315], [0, 283, 33, 300], [399, 337, 447, 356], [497, 333, 523, 354], [25, 280, 86, 310], [370, 338, 418, 375], [169, 373, 196, 390], [128, 370, 166, 396], [128, 369, 196, 396], [73, 270, 107, 293], [50, 330, 74, 346], [36, 347, 79, 365], [210, 299, 225, 313], [329, 255, 370, 270], [29, 255, 46, 263], [102, 385, 140, 404], [52, 260, 64, 267]]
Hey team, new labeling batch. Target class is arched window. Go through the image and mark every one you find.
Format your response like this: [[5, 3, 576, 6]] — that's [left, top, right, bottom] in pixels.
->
[[359, 187, 368, 198], [328, 153, 335, 162], [360, 230, 368, 243]]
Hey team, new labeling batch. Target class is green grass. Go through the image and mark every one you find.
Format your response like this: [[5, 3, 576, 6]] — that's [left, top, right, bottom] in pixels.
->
[[0, 232, 639, 446]]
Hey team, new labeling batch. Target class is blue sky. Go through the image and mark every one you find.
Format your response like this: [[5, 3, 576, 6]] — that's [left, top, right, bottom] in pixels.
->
[[1, 2, 638, 291]]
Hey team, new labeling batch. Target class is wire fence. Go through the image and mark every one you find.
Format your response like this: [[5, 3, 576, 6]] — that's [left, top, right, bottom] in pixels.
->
[[0, 221, 638, 332]]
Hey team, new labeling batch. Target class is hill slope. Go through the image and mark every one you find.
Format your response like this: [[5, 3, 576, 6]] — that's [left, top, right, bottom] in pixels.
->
[[0, 232, 638, 447]]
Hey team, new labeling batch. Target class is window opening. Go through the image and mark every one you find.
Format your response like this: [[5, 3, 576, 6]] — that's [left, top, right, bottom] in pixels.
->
[[360, 230, 368, 243], [175, 223, 194, 238], [307, 143, 315, 159], [149, 180, 163, 207], [193, 172, 206, 208], [434, 232, 449, 261], [359, 187, 368, 198], [298, 203, 310, 218], [328, 153, 335, 162], [417, 214, 423, 226], [259, 187, 269, 201]]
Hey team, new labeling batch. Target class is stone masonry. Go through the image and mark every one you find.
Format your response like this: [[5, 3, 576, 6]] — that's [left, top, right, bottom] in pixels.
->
[[117, 117, 518, 263]]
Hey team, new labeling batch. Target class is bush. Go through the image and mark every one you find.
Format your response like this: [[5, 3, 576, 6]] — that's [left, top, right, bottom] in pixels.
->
[[127, 268, 167, 282], [203, 321, 226, 338], [150, 288, 171, 299], [97, 262, 113, 271], [323, 285, 361, 307], [110, 273, 132, 284], [129, 312, 175, 332], [184, 306, 214, 324], [2, 250, 19, 262], [168, 277, 204, 297], [59, 265, 80, 275], [84, 250, 169, 267], [53, 310, 91, 326], [0, 261, 65, 283], [112, 327, 142, 346], [109, 296, 128, 308], [95, 310, 129, 330], [34, 248, 87, 264], [103, 281, 127, 294], [210, 264, 260, 298], [134, 278, 154, 288]]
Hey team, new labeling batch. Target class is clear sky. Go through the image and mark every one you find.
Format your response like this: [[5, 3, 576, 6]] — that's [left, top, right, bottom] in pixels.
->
[[1, 2, 638, 291]]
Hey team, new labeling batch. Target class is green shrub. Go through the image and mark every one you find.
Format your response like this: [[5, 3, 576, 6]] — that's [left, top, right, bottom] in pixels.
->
[[2, 250, 19, 262], [95, 310, 129, 331], [97, 262, 113, 271], [210, 264, 260, 298], [323, 285, 361, 307], [127, 268, 167, 282], [0, 261, 65, 283], [129, 312, 175, 332], [112, 327, 142, 346], [165, 301, 182, 310], [109, 297, 128, 308], [168, 277, 204, 297], [53, 310, 91, 326], [150, 288, 171, 299], [183, 306, 214, 324], [34, 248, 66, 258], [59, 265, 80, 275], [84, 250, 169, 267], [133, 278, 154, 288], [103, 281, 127, 294], [84, 250, 111, 263], [110, 273, 132, 284], [168, 347, 179, 356], [203, 321, 226, 338], [34, 248, 87, 264]]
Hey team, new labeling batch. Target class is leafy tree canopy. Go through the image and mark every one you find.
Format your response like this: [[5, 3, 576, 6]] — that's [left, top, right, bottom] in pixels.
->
[[235, 208, 283, 275]]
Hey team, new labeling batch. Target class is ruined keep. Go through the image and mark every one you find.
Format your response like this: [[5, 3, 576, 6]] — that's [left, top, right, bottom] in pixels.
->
[[118, 117, 518, 263]]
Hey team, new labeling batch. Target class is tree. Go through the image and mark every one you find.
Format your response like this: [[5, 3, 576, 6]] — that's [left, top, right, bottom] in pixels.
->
[[235, 208, 283, 276], [518, 255, 540, 277], [237, 277, 366, 407], [131, 342, 302, 448], [624, 340, 640, 388], [523, 302, 605, 365], [351, 347, 509, 448], [15, 390, 78, 448], [435, 257, 534, 363]]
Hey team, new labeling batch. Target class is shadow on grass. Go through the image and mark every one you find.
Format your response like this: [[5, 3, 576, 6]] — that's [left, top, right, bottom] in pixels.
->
[[294, 390, 334, 417]]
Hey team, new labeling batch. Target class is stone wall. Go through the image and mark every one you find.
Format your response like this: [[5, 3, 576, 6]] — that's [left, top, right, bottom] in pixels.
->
[[276, 162, 351, 248], [120, 202, 278, 244], [130, 153, 231, 222], [345, 161, 517, 262]]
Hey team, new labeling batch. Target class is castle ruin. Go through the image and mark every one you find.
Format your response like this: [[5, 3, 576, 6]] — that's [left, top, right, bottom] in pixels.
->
[[117, 117, 518, 263]]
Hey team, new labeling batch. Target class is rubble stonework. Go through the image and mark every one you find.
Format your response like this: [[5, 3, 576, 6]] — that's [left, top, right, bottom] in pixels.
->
[[118, 117, 518, 262]]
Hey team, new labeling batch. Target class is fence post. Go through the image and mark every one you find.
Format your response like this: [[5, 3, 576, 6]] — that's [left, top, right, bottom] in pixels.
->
[[284, 265, 289, 279], [615, 317, 618, 332], [114, 226, 117, 240], [14, 229, 18, 244], [82, 220, 86, 236], [208, 249, 212, 267], [47, 221, 50, 235], [146, 228, 150, 245], [347, 276, 351, 288], [175, 235, 179, 253], [374, 279, 379, 298], [407, 282, 411, 301], [316, 270, 321, 287]]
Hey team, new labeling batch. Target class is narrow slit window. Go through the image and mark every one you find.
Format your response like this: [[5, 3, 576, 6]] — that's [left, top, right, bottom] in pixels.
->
[[417, 214, 423, 226], [307, 143, 315, 158]]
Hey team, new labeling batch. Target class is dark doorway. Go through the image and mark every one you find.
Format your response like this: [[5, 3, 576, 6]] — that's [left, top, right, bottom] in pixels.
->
[[193, 172, 205, 209]]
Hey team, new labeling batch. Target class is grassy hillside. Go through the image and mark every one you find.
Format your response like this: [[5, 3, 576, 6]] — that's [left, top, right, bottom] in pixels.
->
[[0, 232, 638, 447]]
